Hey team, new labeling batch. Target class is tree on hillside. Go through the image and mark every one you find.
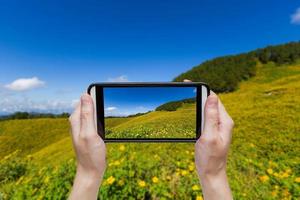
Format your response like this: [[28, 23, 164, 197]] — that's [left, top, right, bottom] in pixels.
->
[[174, 41, 300, 93]]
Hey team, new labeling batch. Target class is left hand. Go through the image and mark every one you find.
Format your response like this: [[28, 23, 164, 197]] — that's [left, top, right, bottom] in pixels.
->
[[68, 94, 106, 200]]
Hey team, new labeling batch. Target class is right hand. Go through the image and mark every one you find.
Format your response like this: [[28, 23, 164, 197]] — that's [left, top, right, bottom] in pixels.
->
[[195, 92, 234, 200]]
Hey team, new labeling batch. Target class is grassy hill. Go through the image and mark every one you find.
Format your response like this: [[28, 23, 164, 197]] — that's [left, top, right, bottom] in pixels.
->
[[106, 103, 196, 139], [174, 42, 300, 93], [0, 62, 300, 199]]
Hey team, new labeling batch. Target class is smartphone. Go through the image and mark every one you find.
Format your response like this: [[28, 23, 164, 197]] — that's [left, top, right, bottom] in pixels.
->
[[87, 82, 209, 142]]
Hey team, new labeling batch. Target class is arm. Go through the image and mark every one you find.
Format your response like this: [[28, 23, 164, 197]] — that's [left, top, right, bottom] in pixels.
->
[[195, 92, 234, 200], [68, 94, 106, 200]]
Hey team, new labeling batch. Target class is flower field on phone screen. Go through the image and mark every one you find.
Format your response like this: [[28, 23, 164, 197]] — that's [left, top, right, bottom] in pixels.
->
[[0, 63, 300, 199]]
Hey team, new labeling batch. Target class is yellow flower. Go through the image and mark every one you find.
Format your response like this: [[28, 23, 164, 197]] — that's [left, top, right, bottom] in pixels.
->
[[44, 176, 50, 184], [271, 190, 277, 197], [138, 180, 146, 187], [295, 177, 300, 183], [119, 145, 125, 151], [282, 189, 290, 197], [280, 172, 289, 178], [268, 160, 277, 167], [188, 163, 195, 171], [106, 176, 115, 185], [250, 143, 255, 147], [152, 176, 159, 183], [181, 170, 188, 176], [196, 196, 203, 200], [267, 168, 273, 175], [166, 176, 171, 180], [113, 160, 120, 166], [192, 184, 200, 191], [37, 195, 44, 200], [273, 172, 279, 177], [259, 175, 269, 182], [285, 168, 292, 174]]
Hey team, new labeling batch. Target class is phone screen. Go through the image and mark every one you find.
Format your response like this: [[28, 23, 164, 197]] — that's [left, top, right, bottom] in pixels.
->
[[103, 87, 197, 139]]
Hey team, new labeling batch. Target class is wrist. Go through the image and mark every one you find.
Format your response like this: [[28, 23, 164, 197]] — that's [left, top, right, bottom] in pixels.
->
[[198, 168, 227, 182], [199, 170, 232, 200], [199, 169, 227, 186], [68, 167, 103, 200], [74, 171, 101, 191], [75, 166, 104, 187]]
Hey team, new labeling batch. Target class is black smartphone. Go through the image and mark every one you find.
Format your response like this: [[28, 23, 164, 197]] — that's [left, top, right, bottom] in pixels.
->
[[87, 82, 210, 142]]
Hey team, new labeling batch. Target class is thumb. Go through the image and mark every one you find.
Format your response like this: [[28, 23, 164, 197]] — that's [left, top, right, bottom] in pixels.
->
[[202, 92, 219, 136], [80, 94, 96, 136]]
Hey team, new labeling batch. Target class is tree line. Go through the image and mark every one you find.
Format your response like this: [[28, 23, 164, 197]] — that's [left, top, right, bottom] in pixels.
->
[[155, 98, 195, 111], [173, 41, 300, 93], [0, 112, 70, 120]]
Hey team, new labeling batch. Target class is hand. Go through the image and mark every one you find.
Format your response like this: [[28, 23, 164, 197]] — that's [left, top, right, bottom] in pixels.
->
[[68, 94, 106, 200], [195, 92, 234, 200]]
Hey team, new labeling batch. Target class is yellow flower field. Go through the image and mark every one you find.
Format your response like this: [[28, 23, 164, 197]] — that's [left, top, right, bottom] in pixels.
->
[[0, 63, 299, 199]]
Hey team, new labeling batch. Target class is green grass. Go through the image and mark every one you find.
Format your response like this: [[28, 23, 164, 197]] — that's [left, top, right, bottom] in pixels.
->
[[0, 63, 300, 199], [0, 118, 70, 158], [106, 103, 196, 138]]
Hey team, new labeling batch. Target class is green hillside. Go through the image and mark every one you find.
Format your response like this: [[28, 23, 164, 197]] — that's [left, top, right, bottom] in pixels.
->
[[106, 103, 196, 139], [0, 118, 70, 158], [155, 98, 195, 112], [174, 42, 300, 93], [0, 62, 300, 199]]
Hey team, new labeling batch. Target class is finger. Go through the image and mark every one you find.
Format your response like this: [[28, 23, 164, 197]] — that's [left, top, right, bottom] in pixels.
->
[[80, 94, 97, 136], [183, 79, 192, 82], [202, 92, 219, 137], [69, 100, 81, 138], [218, 99, 234, 143]]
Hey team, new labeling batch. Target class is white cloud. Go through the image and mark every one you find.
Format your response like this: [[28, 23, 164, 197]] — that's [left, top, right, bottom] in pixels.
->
[[105, 106, 117, 111], [104, 106, 119, 117], [291, 7, 300, 24], [107, 75, 128, 82], [5, 77, 45, 91], [0, 96, 75, 115]]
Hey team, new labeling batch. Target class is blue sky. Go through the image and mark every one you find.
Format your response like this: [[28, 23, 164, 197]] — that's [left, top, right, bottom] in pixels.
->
[[104, 87, 196, 116], [0, 0, 299, 114]]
